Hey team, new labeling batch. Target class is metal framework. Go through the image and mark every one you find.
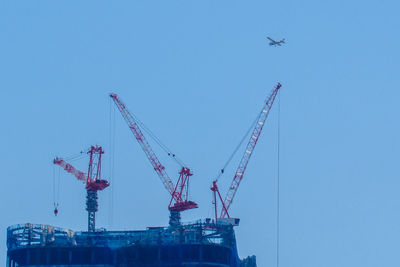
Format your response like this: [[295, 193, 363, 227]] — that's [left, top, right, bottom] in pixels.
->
[[7, 220, 236, 249], [110, 93, 198, 226], [211, 83, 282, 220], [53, 145, 109, 232]]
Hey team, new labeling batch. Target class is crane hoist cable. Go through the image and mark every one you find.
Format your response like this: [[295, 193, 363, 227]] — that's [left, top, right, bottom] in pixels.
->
[[53, 166, 61, 216], [53, 147, 90, 216], [108, 98, 116, 229], [276, 91, 281, 267]]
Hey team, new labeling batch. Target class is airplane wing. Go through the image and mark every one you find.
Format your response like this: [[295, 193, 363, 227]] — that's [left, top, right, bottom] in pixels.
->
[[277, 43, 281, 46], [267, 37, 275, 42]]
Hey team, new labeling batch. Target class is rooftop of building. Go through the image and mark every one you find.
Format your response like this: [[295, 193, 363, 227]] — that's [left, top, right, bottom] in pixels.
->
[[7, 219, 240, 251]]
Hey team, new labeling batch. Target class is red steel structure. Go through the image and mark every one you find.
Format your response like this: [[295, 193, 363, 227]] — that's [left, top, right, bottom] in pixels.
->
[[53, 145, 109, 231], [110, 93, 198, 226], [211, 82, 282, 221]]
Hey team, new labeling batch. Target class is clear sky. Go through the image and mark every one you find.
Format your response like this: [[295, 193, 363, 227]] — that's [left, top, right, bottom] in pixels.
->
[[1, 1, 399, 266]]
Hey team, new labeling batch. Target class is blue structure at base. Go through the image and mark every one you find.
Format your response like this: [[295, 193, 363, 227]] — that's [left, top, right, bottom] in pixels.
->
[[7, 221, 256, 267]]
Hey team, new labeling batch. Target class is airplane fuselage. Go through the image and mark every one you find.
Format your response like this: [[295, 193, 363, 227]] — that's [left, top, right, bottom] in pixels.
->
[[267, 37, 285, 46]]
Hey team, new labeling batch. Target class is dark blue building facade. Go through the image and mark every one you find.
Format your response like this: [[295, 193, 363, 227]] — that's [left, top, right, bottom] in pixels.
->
[[7, 222, 255, 267]]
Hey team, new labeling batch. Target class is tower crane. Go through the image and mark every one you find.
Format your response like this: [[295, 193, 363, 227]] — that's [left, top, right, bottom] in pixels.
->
[[211, 82, 281, 222], [53, 145, 109, 232], [110, 93, 198, 226]]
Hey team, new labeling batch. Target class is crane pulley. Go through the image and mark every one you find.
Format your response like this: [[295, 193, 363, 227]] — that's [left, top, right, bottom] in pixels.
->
[[110, 93, 198, 226], [211, 82, 281, 222]]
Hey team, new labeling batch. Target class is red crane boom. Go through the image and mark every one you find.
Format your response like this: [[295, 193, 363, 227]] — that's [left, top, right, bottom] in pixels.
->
[[211, 82, 281, 221], [53, 158, 86, 183], [110, 93, 197, 226]]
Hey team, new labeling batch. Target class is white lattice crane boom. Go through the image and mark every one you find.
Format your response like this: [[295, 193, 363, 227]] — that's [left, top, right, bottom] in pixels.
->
[[211, 82, 282, 221]]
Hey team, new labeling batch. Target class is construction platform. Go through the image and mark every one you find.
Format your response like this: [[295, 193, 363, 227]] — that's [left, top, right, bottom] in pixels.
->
[[7, 219, 256, 267]]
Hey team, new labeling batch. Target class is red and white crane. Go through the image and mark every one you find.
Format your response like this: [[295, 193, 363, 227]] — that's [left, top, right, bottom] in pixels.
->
[[211, 82, 281, 222], [110, 93, 198, 226], [53, 145, 109, 232]]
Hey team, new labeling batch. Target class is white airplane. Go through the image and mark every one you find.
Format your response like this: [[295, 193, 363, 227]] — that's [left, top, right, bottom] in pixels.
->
[[267, 37, 285, 46]]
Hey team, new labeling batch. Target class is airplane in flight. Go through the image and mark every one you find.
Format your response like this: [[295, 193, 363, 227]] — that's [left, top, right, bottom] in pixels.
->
[[267, 37, 285, 46]]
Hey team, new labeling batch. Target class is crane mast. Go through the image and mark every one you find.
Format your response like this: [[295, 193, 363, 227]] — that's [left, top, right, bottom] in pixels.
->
[[110, 93, 197, 226], [211, 82, 281, 221], [53, 145, 109, 232]]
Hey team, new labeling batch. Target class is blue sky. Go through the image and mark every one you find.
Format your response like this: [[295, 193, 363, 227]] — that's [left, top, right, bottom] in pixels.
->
[[1, 0, 400, 266]]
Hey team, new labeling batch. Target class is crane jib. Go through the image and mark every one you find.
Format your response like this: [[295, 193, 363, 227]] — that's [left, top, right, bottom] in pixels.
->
[[220, 82, 281, 219], [110, 93, 198, 214]]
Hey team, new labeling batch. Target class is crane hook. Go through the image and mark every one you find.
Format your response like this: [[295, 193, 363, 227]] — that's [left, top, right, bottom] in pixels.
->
[[53, 203, 59, 216]]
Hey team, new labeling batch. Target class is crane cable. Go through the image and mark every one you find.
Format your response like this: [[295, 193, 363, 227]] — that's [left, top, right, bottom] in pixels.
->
[[64, 150, 86, 162], [52, 166, 56, 212], [52, 166, 61, 215], [215, 114, 259, 183], [276, 91, 281, 267], [130, 112, 186, 167], [215, 89, 279, 183], [51, 143, 93, 217], [108, 98, 116, 229]]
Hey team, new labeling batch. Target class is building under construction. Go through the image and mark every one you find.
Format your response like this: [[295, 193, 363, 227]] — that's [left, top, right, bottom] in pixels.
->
[[7, 219, 258, 267], [6, 83, 281, 267]]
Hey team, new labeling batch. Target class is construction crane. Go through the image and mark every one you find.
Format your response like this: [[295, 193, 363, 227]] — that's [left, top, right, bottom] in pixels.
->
[[211, 82, 282, 222], [53, 145, 109, 232], [110, 93, 198, 226]]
